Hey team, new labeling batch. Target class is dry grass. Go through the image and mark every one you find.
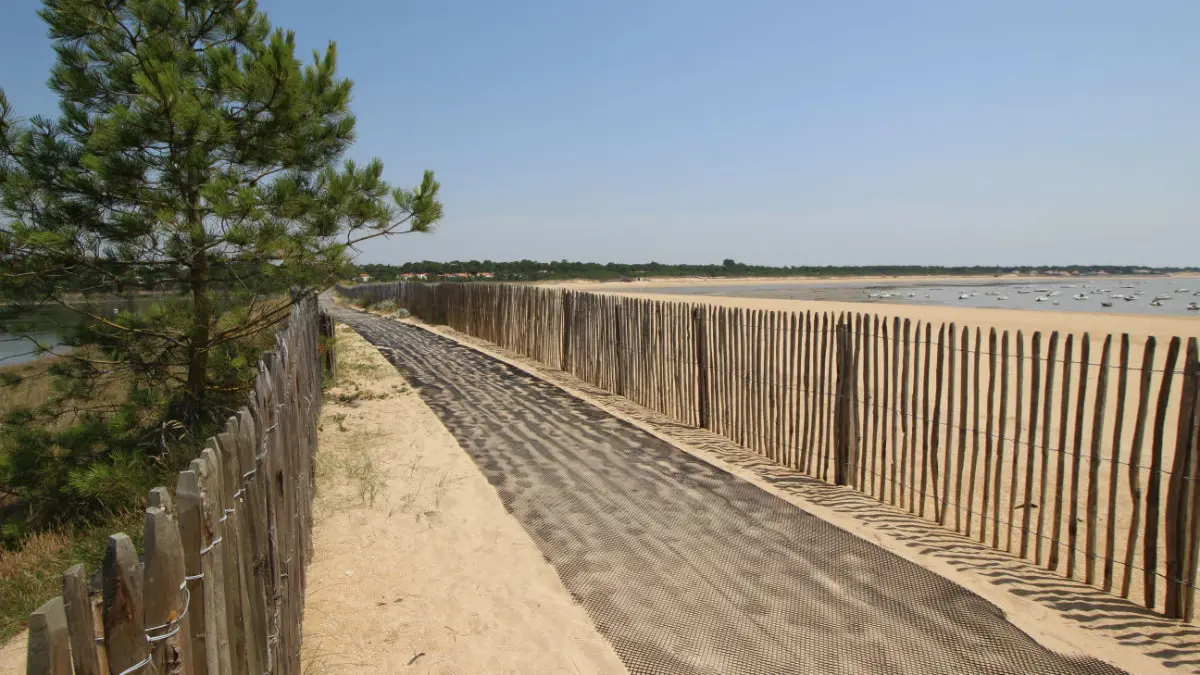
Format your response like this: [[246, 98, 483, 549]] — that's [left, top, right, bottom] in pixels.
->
[[0, 353, 132, 430], [315, 428, 388, 509], [0, 295, 296, 650], [0, 509, 143, 645], [0, 360, 58, 420], [0, 531, 72, 642], [314, 332, 394, 516]]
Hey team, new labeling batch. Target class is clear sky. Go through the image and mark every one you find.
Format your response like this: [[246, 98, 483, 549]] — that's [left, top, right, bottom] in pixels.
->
[[2, 1, 1198, 267]]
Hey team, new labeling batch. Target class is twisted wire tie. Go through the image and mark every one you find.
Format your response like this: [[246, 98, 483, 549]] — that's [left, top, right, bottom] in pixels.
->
[[109, 580, 192, 674]]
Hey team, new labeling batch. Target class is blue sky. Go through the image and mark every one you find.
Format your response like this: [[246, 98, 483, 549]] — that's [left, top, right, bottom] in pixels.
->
[[2, 1, 1198, 266]]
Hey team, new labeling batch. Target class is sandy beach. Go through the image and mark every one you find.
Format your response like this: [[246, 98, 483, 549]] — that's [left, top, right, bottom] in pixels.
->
[[558, 276, 1200, 339], [551, 272, 1200, 294]]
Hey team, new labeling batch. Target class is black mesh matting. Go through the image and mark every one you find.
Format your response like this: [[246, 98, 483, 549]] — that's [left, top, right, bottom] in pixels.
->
[[333, 307, 1126, 675]]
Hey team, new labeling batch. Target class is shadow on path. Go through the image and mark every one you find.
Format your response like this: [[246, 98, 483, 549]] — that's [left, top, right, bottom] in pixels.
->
[[333, 307, 1127, 675]]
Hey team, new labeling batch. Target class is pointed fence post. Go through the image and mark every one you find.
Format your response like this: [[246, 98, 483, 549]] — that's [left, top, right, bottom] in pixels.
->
[[62, 564, 101, 675], [103, 533, 147, 675], [26, 596, 70, 675]]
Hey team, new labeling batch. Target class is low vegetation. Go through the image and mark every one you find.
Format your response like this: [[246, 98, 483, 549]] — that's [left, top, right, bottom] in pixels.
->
[[0, 0, 442, 643], [315, 332, 393, 514], [350, 260, 1199, 283], [0, 510, 144, 643]]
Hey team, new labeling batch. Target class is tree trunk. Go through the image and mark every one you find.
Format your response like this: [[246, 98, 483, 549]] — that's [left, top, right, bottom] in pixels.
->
[[184, 231, 211, 425]]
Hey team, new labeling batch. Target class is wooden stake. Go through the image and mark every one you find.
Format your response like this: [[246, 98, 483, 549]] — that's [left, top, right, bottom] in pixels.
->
[[1144, 336, 1182, 608], [1122, 337, 1157, 599]]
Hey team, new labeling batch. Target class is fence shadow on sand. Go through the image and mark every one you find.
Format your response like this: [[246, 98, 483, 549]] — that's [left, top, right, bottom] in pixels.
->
[[421, 319, 1200, 673]]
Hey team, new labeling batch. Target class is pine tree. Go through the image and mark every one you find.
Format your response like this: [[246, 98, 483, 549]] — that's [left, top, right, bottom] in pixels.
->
[[0, 0, 440, 527]]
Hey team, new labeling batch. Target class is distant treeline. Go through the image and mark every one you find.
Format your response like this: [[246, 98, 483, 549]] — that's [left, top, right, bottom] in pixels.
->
[[350, 260, 1198, 283]]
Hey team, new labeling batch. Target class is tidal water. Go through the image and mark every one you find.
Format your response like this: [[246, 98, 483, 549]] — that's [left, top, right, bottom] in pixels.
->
[[0, 297, 159, 367], [631, 277, 1200, 317]]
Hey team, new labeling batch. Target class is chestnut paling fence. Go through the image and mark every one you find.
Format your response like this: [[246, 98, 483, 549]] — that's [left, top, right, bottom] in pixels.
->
[[22, 295, 337, 675], [340, 281, 1200, 623]]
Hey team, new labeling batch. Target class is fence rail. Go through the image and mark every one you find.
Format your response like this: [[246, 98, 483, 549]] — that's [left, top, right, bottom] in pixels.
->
[[340, 281, 1200, 622], [23, 294, 336, 675]]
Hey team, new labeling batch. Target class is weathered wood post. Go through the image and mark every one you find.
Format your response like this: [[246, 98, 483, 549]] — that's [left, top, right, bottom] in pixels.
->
[[848, 316, 862, 489], [62, 565, 101, 675], [103, 533, 148, 675], [561, 292, 574, 373], [834, 320, 852, 486], [25, 596, 70, 675], [694, 306, 711, 429], [1165, 337, 1200, 619], [176, 468, 210, 675], [614, 304, 625, 396], [319, 311, 337, 381], [143, 505, 193, 675]]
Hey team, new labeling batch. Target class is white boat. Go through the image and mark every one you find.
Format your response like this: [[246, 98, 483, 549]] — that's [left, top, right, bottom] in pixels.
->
[[958, 293, 971, 300], [997, 295, 1009, 300], [1188, 302, 1200, 311], [1154, 294, 1171, 301], [1073, 293, 1088, 300], [1035, 296, 1049, 303], [1123, 296, 1136, 302], [1175, 288, 1189, 293], [1049, 291, 1061, 297], [1151, 301, 1164, 307]]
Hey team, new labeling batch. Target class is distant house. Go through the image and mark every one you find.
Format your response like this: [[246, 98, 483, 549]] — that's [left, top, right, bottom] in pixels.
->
[[476, 272, 495, 279], [358, 273, 371, 283]]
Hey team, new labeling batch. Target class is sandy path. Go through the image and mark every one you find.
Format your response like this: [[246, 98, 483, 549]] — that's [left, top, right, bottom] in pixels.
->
[[300, 325, 627, 675], [330, 305, 1129, 675], [0, 639, 20, 675]]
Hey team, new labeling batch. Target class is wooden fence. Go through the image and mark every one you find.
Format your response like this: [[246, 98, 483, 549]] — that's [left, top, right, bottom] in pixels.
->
[[340, 281, 1200, 622], [23, 294, 336, 675]]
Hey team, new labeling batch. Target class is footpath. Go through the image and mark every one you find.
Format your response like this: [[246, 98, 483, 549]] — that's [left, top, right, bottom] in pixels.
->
[[326, 305, 1143, 675], [299, 324, 626, 674]]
